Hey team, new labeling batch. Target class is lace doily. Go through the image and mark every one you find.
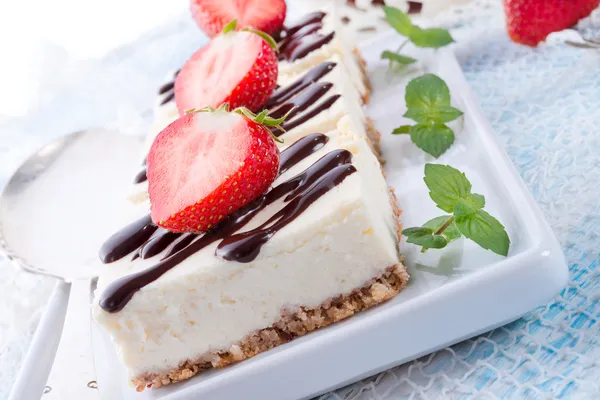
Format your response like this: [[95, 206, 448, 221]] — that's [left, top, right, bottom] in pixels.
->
[[1, 1, 600, 399]]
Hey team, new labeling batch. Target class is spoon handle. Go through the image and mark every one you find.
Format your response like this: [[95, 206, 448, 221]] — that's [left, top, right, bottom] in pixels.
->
[[9, 281, 70, 400], [44, 279, 100, 400]]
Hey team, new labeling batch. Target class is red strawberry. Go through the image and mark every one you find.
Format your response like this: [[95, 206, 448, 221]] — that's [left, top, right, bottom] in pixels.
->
[[175, 25, 278, 114], [504, 0, 600, 46], [190, 0, 286, 38], [147, 108, 280, 233]]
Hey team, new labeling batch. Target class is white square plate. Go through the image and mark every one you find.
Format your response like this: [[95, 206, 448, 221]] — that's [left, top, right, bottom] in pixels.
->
[[91, 32, 569, 400]]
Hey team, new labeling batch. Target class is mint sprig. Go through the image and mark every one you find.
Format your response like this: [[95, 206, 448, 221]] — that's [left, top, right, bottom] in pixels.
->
[[381, 6, 454, 67], [403, 164, 510, 256], [393, 74, 463, 158]]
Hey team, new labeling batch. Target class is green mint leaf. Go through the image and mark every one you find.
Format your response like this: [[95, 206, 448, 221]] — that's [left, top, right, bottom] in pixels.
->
[[381, 50, 417, 65], [382, 6, 413, 36], [392, 125, 412, 134], [403, 227, 448, 249], [454, 194, 485, 217], [222, 19, 238, 34], [424, 164, 472, 213], [409, 26, 455, 48], [423, 216, 461, 241], [454, 198, 479, 217], [402, 227, 432, 236], [403, 106, 462, 124], [430, 105, 463, 123], [410, 123, 455, 158], [405, 74, 451, 114], [470, 193, 485, 208], [455, 210, 510, 256], [403, 108, 430, 124], [453, 194, 484, 217]]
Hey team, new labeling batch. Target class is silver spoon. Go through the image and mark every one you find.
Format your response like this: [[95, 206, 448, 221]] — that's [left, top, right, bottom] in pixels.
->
[[1, 129, 142, 400]]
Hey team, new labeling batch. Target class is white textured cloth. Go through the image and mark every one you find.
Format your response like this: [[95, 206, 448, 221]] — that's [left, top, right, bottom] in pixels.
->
[[2, 1, 600, 399]]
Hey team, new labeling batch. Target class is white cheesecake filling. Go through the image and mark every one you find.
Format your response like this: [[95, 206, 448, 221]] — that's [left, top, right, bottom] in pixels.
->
[[276, 56, 368, 145], [93, 122, 399, 379], [279, 8, 368, 102]]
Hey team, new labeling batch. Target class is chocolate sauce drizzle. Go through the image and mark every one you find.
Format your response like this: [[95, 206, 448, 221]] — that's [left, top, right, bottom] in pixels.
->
[[99, 133, 356, 313], [133, 168, 147, 184], [99, 215, 157, 264], [216, 154, 355, 263], [346, 0, 420, 11], [261, 62, 341, 137], [279, 12, 335, 62], [148, 62, 340, 142], [157, 69, 180, 106]]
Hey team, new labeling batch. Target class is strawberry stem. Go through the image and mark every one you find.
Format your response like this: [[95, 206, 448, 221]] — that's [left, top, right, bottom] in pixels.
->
[[234, 106, 295, 144], [185, 104, 288, 143], [243, 28, 278, 51], [223, 20, 238, 34]]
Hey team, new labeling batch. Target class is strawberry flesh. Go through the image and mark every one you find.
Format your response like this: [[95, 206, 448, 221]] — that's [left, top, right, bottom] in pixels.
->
[[147, 111, 280, 233], [174, 30, 278, 114], [190, 0, 287, 38]]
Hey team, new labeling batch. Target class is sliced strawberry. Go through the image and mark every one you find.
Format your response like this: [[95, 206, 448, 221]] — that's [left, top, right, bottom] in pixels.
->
[[147, 108, 280, 233], [504, 0, 600, 46], [190, 0, 286, 38], [175, 27, 278, 114]]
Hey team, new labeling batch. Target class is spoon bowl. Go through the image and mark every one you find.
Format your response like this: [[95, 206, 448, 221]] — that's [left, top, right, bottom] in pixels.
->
[[1, 129, 142, 400], [0, 129, 142, 281]]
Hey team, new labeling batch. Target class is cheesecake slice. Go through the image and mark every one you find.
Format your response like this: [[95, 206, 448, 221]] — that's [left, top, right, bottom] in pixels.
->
[[93, 117, 407, 391]]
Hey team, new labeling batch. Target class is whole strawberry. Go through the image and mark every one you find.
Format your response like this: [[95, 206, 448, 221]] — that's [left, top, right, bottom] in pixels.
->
[[147, 105, 284, 234], [505, 0, 600, 46], [190, 0, 286, 38], [175, 20, 279, 114]]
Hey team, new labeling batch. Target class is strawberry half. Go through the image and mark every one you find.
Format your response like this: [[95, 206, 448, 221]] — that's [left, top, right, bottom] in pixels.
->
[[190, 0, 286, 38], [175, 21, 279, 114], [504, 0, 600, 46], [147, 106, 281, 234]]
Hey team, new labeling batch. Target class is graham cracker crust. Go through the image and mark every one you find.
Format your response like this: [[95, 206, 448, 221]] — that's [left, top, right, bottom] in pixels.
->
[[133, 264, 409, 392], [353, 47, 372, 105], [366, 117, 385, 163]]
